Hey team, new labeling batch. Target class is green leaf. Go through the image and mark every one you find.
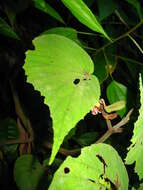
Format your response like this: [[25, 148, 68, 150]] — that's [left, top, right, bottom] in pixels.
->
[[0, 118, 18, 141], [83, 0, 95, 7], [49, 143, 129, 190], [125, 0, 142, 19], [61, 0, 110, 40], [132, 184, 143, 190], [75, 132, 98, 146], [125, 74, 143, 180], [33, 0, 65, 24], [106, 80, 127, 117], [105, 100, 126, 113], [14, 155, 44, 190], [97, 0, 117, 21], [0, 118, 19, 158], [93, 51, 117, 83], [24, 34, 100, 164], [42, 27, 81, 45], [0, 17, 20, 40]]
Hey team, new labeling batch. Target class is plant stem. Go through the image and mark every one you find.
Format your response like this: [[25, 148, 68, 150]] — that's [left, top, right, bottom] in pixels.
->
[[115, 10, 143, 55], [95, 20, 143, 54], [1, 109, 133, 157], [95, 109, 133, 143], [9, 80, 34, 139]]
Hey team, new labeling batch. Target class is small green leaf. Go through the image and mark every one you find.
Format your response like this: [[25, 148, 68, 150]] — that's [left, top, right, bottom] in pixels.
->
[[75, 132, 98, 146], [61, 0, 110, 40], [0, 118, 19, 158], [42, 27, 81, 45], [106, 80, 127, 117], [24, 34, 100, 164], [49, 143, 129, 190], [125, 74, 143, 180], [105, 100, 126, 113], [0, 118, 18, 141], [97, 0, 117, 21], [93, 51, 117, 83], [14, 155, 44, 190], [0, 17, 20, 40], [33, 0, 65, 24]]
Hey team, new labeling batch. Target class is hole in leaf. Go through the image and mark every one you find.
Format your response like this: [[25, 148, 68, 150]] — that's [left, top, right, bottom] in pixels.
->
[[64, 167, 70, 174], [73, 78, 80, 85]]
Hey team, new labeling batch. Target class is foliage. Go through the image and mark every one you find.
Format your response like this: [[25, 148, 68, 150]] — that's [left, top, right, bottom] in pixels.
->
[[0, 0, 143, 189], [49, 143, 128, 190], [0, 17, 20, 40], [24, 34, 100, 164], [14, 155, 44, 190], [106, 80, 127, 117], [125, 75, 143, 180]]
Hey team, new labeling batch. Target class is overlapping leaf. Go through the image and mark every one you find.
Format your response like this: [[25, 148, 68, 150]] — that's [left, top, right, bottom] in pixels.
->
[[42, 27, 81, 45], [61, 0, 110, 40], [97, 0, 117, 21], [126, 0, 142, 19], [0, 17, 19, 40], [24, 34, 100, 164], [125, 75, 143, 180], [0, 118, 19, 158], [14, 155, 43, 190], [49, 143, 128, 190], [93, 51, 117, 83], [33, 0, 65, 24], [107, 80, 127, 117]]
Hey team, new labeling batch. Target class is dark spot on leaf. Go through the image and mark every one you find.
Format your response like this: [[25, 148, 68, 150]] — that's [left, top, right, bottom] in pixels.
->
[[88, 178, 96, 183], [73, 78, 80, 85], [64, 167, 70, 174], [96, 154, 107, 174]]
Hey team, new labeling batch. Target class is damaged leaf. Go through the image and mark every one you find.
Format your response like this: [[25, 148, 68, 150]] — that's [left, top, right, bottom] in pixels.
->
[[49, 143, 128, 190], [24, 34, 100, 164], [125, 74, 143, 180]]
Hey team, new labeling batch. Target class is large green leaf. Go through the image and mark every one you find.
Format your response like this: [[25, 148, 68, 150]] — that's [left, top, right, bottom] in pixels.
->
[[49, 143, 128, 190], [14, 155, 44, 190], [0, 17, 20, 40], [125, 75, 143, 180], [33, 0, 65, 24], [61, 0, 110, 40], [24, 34, 100, 164], [106, 80, 127, 117]]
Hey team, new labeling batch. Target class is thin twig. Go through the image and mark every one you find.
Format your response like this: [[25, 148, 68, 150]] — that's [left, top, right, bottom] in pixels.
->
[[43, 141, 80, 156], [9, 80, 34, 138], [95, 20, 143, 54], [95, 109, 133, 144], [0, 138, 33, 146], [115, 10, 143, 55], [0, 110, 133, 156]]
